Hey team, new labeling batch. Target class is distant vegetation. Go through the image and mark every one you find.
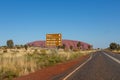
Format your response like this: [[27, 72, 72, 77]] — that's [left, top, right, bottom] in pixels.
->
[[0, 47, 94, 80], [77, 42, 81, 49], [0, 40, 95, 80], [7, 40, 14, 48], [88, 45, 93, 50], [70, 45, 73, 50], [109, 42, 120, 51]]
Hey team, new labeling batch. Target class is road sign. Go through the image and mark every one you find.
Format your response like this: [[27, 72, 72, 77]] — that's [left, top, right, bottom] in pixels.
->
[[46, 33, 62, 47]]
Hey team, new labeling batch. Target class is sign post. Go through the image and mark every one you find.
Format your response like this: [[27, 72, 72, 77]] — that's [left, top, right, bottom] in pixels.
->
[[46, 33, 62, 47]]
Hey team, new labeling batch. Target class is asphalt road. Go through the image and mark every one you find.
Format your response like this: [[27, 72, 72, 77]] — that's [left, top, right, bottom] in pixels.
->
[[53, 51, 120, 80]]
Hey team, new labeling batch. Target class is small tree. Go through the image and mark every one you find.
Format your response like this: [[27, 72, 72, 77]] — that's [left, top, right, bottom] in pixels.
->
[[57, 46, 61, 49], [62, 44, 66, 49], [77, 42, 81, 49], [109, 42, 118, 50], [3, 47, 7, 53], [117, 44, 120, 51], [24, 45, 28, 50], [7, 40, 14, 48], [88, 45, 93, 50], [70, 45, 73, 50], [15, 45, 20, 49], [20, 45, 24, 48]]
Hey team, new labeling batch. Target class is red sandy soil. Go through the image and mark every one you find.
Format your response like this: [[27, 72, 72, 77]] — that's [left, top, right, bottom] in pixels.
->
[[14, 55, 90, 80]]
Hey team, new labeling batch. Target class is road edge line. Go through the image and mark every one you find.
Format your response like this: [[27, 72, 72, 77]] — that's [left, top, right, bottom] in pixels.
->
[[62, 54, 93, 80], [104, 52, 120, 64]]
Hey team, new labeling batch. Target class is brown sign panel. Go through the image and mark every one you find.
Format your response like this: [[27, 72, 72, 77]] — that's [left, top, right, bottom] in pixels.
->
[[46, 33, 62, 47]]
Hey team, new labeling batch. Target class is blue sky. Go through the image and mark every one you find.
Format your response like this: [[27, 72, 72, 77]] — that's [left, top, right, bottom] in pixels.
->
[[0, 0, 120, 48]]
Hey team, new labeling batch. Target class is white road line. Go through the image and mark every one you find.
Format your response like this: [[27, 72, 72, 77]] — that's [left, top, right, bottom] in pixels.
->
[[63, 54, 93, 80], [104, 52, 120, 64]]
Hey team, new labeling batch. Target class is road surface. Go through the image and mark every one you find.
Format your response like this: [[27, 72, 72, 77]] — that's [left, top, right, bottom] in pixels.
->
[[53, 51, 120, 80]]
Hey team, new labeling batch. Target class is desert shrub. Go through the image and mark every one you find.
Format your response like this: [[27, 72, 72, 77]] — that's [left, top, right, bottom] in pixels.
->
[[57, 46, 61, 49], [51, 49, 57, 54], [70, 45, 73, 50], [61, 44, 66, 49], [7, 40, 14, 48], [40, 49, 46, 55], [15, 45, 21, 49], [48, 56, 59, 64], [17, 46, 21, 49], [73, 49, 79, 52], [69, 52, 82, 60], [35, 55, 49, 68], [64, 49, 69, 52], [33, 49, 38, 54], [0, 70, 19, 80], [24, 45, 28, 50], [0, 48, 91, 80], [77, 42, 81, 49], [47, 54, 66, 66], [3, 49, 7, 53]]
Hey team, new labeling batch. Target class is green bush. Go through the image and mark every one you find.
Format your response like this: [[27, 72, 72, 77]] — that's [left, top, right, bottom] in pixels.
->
[[24, 45, 28, 50], [0, 70, 19, 80], [48, 55, 66, 66], [7, 40, 14, 49]]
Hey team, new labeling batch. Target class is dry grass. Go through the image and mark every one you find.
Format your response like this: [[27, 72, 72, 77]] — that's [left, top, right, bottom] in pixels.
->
[[112, 50, 120, 54], [0, 48, 95, 80]]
